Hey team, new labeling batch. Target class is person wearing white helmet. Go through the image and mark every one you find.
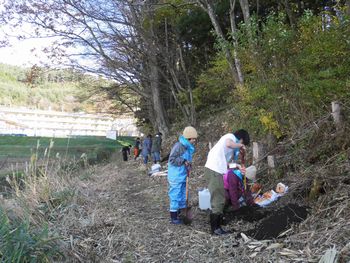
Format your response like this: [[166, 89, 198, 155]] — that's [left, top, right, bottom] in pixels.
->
[[223, 164, 258, 213]]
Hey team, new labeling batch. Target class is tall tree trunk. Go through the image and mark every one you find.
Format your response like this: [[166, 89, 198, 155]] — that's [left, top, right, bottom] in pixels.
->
[[347, 0, 350, 17], [198, 0, 242, 85], [283, 0, 295, 28], [239, 0, 251, 35], [229, 0, 244, 84], [149, 61, 169, 135], [148, 36, 169, 135], [178, 45, 197, 125], [160, 18, 196, 125], [129, 2, 170, 135]]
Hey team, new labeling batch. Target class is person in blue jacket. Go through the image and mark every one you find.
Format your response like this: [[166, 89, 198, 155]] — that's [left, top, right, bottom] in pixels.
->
[[141, 134, 152, 165], [167, 126, 198, 224]]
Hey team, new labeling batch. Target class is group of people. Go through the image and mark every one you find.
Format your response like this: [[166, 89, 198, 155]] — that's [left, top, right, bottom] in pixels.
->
[[122, 132, 163, 165], [140, 132, 163, 165], [167, 126, 257, 236], [123, 126, 256, 236]]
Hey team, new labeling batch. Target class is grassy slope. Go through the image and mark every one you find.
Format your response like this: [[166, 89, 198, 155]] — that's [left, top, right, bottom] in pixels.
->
[[0, 135, 134, 159], [0, 64, 135, 161], [0, 63, 90, 112]]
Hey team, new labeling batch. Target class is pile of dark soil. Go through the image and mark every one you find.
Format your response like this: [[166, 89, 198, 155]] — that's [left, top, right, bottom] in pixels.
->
[[244, 204, 309, 240], [224, 206, 271, 223]]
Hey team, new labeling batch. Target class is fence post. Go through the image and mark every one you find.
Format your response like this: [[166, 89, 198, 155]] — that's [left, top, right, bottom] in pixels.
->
[[267, 155, 275, 175], [331, 101, 342, 129], [253, 142, 262, 165]]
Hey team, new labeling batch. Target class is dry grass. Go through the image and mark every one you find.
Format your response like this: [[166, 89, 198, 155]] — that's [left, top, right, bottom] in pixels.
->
[[54, 114, 350, 262], [1, 156, 349, 262], [26, 157, 344, 263], [1, 113, 349, 262]]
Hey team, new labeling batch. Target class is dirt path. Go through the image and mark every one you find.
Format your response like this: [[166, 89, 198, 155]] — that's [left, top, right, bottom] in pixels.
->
[[62, 160, 321, 263], [65, 160, 257, 262]]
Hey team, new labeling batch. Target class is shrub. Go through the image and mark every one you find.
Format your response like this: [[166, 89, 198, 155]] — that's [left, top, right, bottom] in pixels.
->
[[195, 11, 350, 139], [0, 208, 62, 262]]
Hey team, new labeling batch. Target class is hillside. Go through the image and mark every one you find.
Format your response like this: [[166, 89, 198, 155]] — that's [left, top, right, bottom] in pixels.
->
[[0, 63, 118, 114], [0, 1, 350, 262], [0, 104, 349, 262], [55, 107, 349, 262]]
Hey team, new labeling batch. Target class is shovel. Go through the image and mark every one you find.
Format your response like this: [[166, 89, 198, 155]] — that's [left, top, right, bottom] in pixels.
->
[[179, 170, 193, 225], [240, 147, 246, 167], [240, 148, 247, 190]]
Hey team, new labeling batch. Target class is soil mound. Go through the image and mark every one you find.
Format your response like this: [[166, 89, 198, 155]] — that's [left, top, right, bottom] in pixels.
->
[[245, 204, 309, 240], [224, 206, 271, 223]]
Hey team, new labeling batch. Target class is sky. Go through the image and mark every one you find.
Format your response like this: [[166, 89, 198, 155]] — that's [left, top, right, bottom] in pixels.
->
[[0, 37, 52, 67], [0, 3, 113, 70], [0, 14, 103, 71], [0, 0, 53, 67], [0, 20, 55, 67], [0, 28, 96, 70]]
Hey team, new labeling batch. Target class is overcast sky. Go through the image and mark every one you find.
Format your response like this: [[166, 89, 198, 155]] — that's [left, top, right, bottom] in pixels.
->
[[0, 20, 54, 67], [0, 37, 52, 67]]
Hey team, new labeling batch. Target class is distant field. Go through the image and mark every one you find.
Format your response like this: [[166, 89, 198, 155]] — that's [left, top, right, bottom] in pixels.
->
[[0, 135, 134, 160]]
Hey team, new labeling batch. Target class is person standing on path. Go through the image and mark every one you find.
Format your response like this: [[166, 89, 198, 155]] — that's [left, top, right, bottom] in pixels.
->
[[151, 132, 162, 164], [141, 134, 152, 165], [121, 145, 132, 161], [134, 137, 141, 160], [167, 126, 198, 224], [205, 129, 250, 235]]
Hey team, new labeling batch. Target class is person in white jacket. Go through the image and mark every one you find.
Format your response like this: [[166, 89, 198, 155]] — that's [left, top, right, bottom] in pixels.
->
[[205, 129, 250, 235]]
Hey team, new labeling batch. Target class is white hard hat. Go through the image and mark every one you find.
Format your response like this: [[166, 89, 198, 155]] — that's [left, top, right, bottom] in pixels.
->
[[245, 165, 257, 181]]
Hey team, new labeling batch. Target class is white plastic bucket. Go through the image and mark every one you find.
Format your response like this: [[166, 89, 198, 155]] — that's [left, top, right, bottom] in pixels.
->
[[198, 188, 211, 210]]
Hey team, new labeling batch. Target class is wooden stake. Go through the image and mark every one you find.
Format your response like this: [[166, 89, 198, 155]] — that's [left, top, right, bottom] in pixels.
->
[[267, 155, 275, 169], [253, 142, 260, 164], [331, 101, 342, 129], [267, 155, 276, 176]]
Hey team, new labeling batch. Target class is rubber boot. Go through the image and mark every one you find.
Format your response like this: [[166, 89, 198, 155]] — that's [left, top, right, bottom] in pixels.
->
[[170, 211, 182, 224], [219, 214, 234, 229], [210, 214, 231, 235], [219, 213, 228, 226]]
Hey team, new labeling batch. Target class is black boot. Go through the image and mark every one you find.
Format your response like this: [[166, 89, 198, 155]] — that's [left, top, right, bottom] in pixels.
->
[[170, 211, 182, 224], [219, 214, 227, 226], [210, 214, 231, 235]]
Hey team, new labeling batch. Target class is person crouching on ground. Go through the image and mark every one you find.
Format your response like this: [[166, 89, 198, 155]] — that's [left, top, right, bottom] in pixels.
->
[[223, 164, 258, 213], [167, 126, 198, 224], [204, 129, 250, 235]]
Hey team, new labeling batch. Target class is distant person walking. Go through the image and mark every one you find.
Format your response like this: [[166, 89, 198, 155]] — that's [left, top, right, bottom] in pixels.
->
[[151, 132, 162, 164], [141, 134, 152, 165], [134, 137, 141, 160], [121, 145, 132, 161]]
